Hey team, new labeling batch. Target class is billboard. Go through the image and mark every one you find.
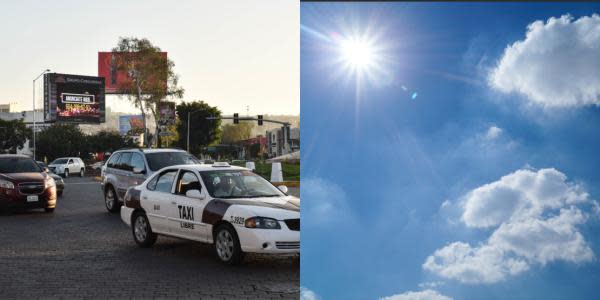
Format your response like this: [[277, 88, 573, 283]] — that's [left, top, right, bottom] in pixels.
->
[[119, 115, 144, 135], [43, 73, 105, 123], [158, 101, 176, 126], [98, 51, 168, 94]]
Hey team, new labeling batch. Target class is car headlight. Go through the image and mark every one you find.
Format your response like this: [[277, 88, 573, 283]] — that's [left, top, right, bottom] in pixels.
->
[[45, 177, 56, 189], [244, 217, 281, 229], [0, 179, 15, 189]]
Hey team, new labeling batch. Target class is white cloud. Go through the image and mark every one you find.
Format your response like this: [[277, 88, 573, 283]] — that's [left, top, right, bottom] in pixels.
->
[[301, 177, 353, 227], [490, 14, 600, 108], [381, 290, 453, 300], [300, 287, 320, 300], [485, 126, 503, 140], [418, 281, 445, 289], [424, 168, 597, 284]]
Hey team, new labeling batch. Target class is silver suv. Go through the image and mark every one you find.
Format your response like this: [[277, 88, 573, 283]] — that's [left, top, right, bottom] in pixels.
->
[[101, 148, 200, 213]]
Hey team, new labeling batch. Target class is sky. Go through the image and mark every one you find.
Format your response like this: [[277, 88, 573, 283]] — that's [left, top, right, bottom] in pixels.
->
[[300, 3, 600, 300], [0, 0, 298, 115]]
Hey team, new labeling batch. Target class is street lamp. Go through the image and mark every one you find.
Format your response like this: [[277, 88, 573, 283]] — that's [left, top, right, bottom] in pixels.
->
[[187, 109, 203, 153], [33, 69, 50, 160]]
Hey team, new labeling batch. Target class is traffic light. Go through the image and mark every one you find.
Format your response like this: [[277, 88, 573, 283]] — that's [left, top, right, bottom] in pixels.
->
[[233, 113, 239, 124], [257, 115, 263, 126]]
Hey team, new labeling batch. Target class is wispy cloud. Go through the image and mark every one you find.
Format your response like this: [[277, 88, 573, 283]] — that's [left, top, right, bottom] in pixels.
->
[[381, 289, 453, 300]]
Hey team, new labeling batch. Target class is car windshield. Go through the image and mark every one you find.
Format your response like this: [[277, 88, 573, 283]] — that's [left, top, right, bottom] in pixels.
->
[[51, 158, 68, 165], [200, 169, 284, 199], [0, 157, 42, 173], [145, 152, 201, 171]]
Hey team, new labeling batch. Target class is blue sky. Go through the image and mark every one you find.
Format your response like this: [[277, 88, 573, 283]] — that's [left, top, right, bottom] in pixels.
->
[[300, 3, 600, 300]]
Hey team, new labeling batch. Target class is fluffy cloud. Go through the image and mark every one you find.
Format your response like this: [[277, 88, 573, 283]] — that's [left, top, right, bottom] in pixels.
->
[[489, 14, 600, 108], [424, 168, 597, 284], [300, 287, 320, 300], [381, 290, 453, 300]]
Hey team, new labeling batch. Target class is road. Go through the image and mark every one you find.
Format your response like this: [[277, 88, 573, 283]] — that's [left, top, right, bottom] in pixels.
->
[[0, 176, 299, 299]]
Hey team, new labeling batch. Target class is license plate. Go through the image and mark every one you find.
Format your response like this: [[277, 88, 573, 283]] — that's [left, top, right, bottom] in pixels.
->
[[27, 195, 38, 202]]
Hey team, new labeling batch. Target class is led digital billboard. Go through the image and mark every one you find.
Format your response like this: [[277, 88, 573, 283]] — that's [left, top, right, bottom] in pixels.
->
[[43, 73, 105, 123]]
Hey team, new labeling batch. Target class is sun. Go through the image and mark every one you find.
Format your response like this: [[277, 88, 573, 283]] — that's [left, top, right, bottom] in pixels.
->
[[339, 38, 374, 69]]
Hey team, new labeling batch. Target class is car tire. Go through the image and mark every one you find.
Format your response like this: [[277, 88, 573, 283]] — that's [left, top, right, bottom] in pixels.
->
[[132, 212, 157, 248], [57, 190, 63, 197], [64, 169, 69, 178], [214, 224, 245, 265], [104, 186, 120, 213], [79, 168, 84, 177], [44, 207, 55, 213]]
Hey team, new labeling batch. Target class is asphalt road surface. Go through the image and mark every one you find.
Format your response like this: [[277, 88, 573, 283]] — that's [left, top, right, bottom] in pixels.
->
[[0, 176, 299, 299]]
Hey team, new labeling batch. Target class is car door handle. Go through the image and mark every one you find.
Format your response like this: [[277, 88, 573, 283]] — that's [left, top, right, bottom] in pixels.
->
[[142, 196, 147, 200], [171, 201, 177, 205]]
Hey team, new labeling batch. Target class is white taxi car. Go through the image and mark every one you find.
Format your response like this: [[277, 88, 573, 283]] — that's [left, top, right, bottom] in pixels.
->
[[120, 163, 300, 264]]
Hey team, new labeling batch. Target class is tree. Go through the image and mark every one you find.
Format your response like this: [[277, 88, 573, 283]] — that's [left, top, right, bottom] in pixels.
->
[[112, 37, 184, 147], [86, 130, 136, 154], [221, 122, 254, 144], [175, 101, 222, 155], [36, 124, 88, 162], [0, 119, 32, 154]]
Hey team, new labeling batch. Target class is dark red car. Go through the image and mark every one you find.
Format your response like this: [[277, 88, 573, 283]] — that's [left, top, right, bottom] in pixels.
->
[[0, 155, 57, 213]]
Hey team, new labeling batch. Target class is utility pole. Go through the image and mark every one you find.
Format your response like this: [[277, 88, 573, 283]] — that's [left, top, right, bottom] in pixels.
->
[[32, 69, 50, 160]]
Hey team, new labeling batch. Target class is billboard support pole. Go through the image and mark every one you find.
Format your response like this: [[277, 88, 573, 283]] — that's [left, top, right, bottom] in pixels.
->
[[32, 69, 50, 161]]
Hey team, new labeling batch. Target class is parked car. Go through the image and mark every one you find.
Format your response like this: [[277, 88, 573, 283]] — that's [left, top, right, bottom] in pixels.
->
[[89, 161, 105, 171], [37, 161, 65, 197], [0, 155, 57, 213], [101, 148, 201, 213], [48, 157, 85, 178], [120, 163, 300, 264]]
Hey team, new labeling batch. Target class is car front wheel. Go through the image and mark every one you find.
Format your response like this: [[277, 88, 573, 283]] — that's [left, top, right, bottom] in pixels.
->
[[132, 212, 157, 247], [79, 168, 84, 177], [104, 186, 120, 213], [214, 224, 244, 265], [64, 169, 69, 178]]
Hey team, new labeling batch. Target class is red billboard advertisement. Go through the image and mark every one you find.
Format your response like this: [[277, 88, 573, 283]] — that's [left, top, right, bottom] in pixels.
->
[[98, 52, 167, 94]]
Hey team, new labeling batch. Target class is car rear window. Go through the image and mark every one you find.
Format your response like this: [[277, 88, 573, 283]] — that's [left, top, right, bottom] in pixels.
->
[[51, 158, 68, 165], [144, 152, 200, 171], [0, 157, 42, 173]]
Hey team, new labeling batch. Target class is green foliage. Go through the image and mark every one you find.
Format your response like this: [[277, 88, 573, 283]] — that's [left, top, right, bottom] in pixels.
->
[[221, 122, 254, 144], [36, 124, 87, 161], [37, 125, 135, 162], [175, 101, 222, 155], [86, 130, 136, 154], [0, 119, 32, 153], [230, 161, 300, 181]]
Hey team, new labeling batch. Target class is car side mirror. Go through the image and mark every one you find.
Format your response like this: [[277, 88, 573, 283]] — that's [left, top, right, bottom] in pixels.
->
[[186, 189, 205, 200], [132, 167, 145, 174], [277, 185, 288, 194]]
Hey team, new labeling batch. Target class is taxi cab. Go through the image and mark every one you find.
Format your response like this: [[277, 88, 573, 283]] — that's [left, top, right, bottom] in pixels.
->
[[120, 162, 300, 264]]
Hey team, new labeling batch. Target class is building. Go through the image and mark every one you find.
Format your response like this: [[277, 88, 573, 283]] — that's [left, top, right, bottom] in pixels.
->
[[0, 102, 21, 113], [266, 127, 299, 157]]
